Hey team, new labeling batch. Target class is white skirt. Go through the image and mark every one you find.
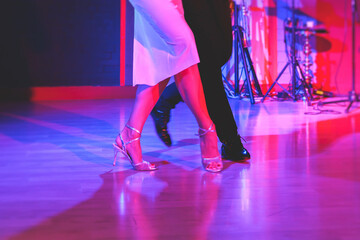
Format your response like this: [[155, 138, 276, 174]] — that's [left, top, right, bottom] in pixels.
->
[[129, 0, 200, 86]]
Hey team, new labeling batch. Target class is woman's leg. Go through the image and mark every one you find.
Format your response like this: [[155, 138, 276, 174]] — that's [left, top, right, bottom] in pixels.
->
[[116, 79, 169, 164], [174, 64, 219, 159]]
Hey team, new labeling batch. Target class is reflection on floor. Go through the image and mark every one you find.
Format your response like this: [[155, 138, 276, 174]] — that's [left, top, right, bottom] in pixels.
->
[[0, 98, 359, 240]]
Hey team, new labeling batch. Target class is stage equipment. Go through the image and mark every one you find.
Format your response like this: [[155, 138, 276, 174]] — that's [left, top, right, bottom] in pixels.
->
[[302, 23, 314, 86], [297, 24, 327, 95], [261, 0, 313, 105], [319, 0, 359, 113], [223, 0, 263, 104]]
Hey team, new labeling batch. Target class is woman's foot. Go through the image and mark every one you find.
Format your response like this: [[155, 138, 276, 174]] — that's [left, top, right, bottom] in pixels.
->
[[115, 126, 143, 165], [198, 124, 223, 172], [114, 125, 157, 171]]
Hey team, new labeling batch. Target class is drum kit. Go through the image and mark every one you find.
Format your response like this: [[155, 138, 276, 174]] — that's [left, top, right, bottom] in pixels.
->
[[229, 0, 358, 111]]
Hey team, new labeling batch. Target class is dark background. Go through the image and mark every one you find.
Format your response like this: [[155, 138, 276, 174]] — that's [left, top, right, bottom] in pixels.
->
[[0, 0, 134, 88]]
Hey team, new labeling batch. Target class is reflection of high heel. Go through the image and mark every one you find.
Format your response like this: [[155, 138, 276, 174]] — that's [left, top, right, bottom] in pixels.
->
[[198, 123, 223, 173], [113, 124, 158, 171]]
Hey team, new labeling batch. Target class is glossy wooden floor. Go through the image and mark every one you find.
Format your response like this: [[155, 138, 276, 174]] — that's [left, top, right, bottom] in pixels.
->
[[0, 98, 359, 240]]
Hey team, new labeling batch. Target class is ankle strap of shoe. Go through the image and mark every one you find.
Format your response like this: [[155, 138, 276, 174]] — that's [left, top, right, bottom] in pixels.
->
[[118, 124, 141, 146], [196, 123, 215, 137], [125, 124, 141, 135]]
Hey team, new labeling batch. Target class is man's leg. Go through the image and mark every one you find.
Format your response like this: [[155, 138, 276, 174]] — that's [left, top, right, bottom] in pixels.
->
[[199, 61, 250, 160], [151, 82, 183, 146]]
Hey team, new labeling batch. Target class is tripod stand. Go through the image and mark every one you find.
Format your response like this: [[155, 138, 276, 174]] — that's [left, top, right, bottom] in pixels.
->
[[237, 25, 264, 102], [261, 0, 313, 105], [319, 0, 359, 113], [227, 1, 263, 104]]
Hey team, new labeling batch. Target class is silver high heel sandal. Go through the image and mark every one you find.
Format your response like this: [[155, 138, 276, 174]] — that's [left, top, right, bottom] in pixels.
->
[[113, 124, 158, 171], [197, 123, 223, 173]]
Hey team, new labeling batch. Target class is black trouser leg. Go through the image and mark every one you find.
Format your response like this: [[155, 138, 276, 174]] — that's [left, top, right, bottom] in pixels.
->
[[153, 82, 183, 112], [198, 61, 239, 144]]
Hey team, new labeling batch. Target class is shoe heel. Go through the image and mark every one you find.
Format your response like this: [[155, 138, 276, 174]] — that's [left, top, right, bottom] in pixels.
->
[[113, 143, 120, 166], [112, 125, 158, 171]]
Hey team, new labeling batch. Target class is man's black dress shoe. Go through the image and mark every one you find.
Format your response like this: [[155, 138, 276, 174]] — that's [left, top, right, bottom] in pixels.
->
[[221, 135, 250, 161], [150, 109, 172, 147]]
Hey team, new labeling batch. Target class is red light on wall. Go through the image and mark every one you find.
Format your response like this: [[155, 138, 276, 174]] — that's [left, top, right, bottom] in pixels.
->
[[120, 0, 127, 86]]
